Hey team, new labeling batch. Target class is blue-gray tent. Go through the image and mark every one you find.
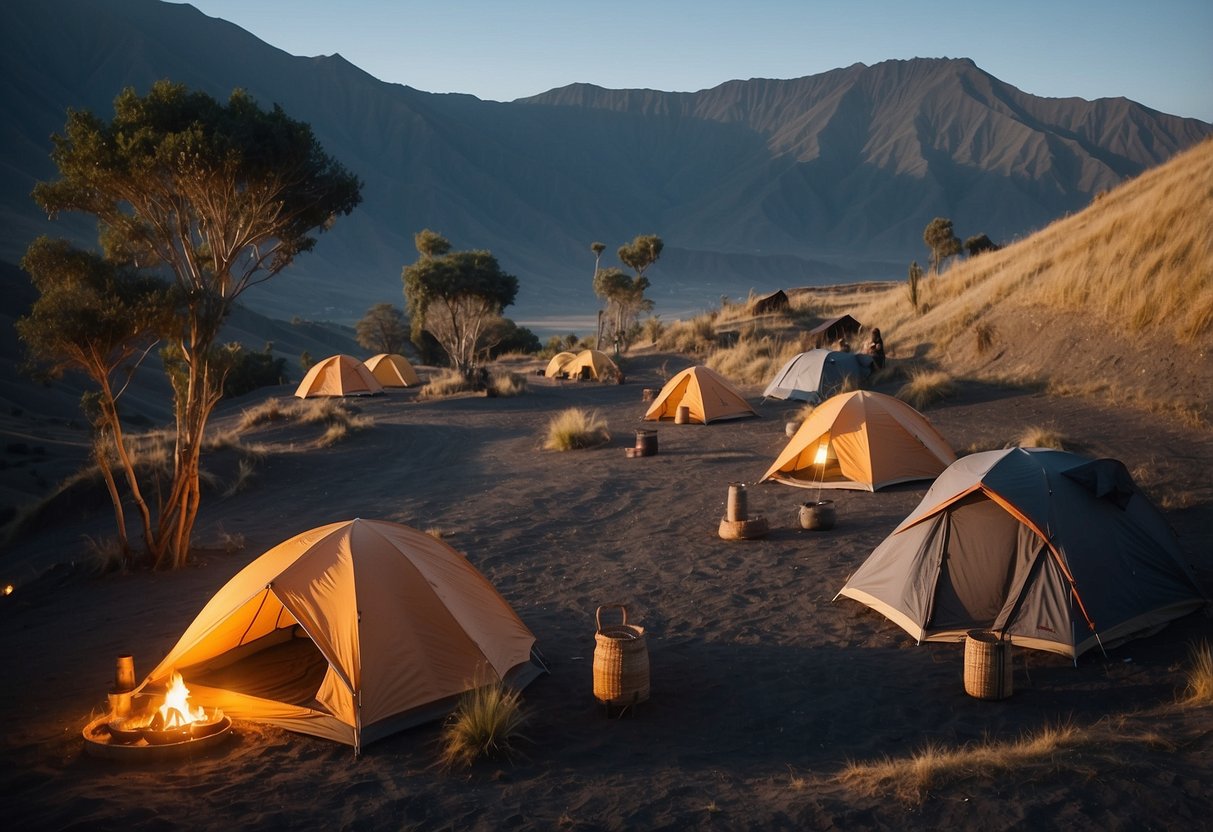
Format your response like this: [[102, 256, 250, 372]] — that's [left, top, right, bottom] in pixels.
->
[[837, 449, 1207, 658], [763, 349, 874, 404]]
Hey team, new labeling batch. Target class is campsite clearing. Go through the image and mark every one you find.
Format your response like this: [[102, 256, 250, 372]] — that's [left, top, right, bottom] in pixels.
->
[[2, 351, 1211, 831]]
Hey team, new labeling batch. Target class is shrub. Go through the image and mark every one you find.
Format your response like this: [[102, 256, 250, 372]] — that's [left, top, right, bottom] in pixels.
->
[[975, 322, 996, 354], [222, 343, 288, 397], [439, 683, 527, 769], [896, 370, 956, 409], [544, 408, 609, 451]]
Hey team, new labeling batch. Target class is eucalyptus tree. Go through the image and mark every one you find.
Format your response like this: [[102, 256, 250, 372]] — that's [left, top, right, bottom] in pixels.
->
[[402, 231, 519, 375], [32, 81, 362, 567], [17, 238, 174, 559]]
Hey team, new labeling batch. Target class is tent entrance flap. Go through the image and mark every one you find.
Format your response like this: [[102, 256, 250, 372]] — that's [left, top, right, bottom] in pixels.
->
[[186, 630, 331, 709], [927, 495, 1027, 632]]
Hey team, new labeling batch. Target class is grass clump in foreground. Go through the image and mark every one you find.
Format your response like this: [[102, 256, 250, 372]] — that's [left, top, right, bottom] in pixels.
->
[[1182, 640, 1213, 705], [1015, 425, 1068, 450], [896, 369, 956, 409], [543, 408, 609, 451], [837, 723, 1085, 804], [439, 683, 527, 769]]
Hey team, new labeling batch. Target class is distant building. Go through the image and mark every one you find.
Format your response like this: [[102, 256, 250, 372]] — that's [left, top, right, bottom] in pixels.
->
[[808, 314, 863, 348], [750, 289, 790, 315]]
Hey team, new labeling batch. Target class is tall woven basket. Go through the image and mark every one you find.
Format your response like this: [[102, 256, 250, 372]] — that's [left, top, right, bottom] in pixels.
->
[[964, 630, 1013, 700], [593, 605, 650, 707]]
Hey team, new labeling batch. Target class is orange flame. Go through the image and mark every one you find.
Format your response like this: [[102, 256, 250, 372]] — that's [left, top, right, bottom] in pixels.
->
[[156, 671, 207, 729]]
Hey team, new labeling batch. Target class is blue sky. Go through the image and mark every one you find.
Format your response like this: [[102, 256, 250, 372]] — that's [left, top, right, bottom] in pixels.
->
[[183, 0, 1212, 122]]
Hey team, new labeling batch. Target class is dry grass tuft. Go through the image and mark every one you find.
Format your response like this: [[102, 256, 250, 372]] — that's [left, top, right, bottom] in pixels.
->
[[544, 408, 610, 451], [420, 369, 475, 399], [1016, 426, 1068, 450], [896, 370, 956, 409], [837, 723, 1084, 804], [222, 458, 257, 498], [239, 398, 288, 430], [1181, 640, 1213, 705], [439, 683, 527, 769], [488, 370, 528, 398], [84, 534, 129, 574]]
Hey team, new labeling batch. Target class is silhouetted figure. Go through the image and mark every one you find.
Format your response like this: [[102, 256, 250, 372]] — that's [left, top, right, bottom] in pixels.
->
[[866, 328, 886, 369]]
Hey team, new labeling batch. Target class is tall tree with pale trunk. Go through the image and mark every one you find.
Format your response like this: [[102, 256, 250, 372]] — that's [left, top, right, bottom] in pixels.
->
[[32, 81, 362, 568]]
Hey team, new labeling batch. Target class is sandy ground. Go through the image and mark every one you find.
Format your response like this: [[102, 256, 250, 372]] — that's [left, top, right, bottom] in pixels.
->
[[2, 351, 1211, 831]]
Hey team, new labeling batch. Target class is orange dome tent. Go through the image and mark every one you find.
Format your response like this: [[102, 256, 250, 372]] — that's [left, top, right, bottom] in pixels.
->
[[294, 354, 384, 397], [364, 353, 420, 387], [760, 390, 955, 491], [140, 519, 543, 752], [644, 365, 757, 424]]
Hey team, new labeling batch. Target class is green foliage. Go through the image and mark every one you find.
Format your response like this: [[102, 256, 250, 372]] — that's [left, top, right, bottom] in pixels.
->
[[17, 238, 173, 382], [617, 234, 664, 277], [402, 240, 519, 374], [355, 302, 408, 355], [414, 228, 452, 259], [484, 317, 542, 357], [923, 218, 961, 273], [300, 351, 314, 371], [220, 343, 288, 397]]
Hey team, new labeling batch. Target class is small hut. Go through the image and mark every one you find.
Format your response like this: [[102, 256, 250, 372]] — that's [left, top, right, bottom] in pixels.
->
[[807, 314, 863, 349], [750, 289, 789, 315]]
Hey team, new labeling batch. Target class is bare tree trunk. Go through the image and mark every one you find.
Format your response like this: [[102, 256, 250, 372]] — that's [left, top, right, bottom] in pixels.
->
[[93, 429, 129, 557]]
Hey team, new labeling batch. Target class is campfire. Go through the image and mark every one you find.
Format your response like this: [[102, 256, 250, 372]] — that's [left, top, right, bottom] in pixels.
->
[[108, 672, 226, 744], [82, 659, 232, 759]]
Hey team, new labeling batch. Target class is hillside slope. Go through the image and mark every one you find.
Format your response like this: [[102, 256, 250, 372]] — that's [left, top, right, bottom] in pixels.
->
[[851, 138, 1213, 419]]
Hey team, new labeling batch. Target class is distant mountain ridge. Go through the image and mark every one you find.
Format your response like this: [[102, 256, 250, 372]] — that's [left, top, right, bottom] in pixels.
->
[[1, 0, 1209, 324]]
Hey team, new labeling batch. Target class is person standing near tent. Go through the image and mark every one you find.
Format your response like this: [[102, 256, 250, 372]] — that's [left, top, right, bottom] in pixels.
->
[[866, 328, 885, 369]]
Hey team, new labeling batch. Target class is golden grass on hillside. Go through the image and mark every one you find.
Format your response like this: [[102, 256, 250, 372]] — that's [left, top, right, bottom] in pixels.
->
[[705, 331, 801, 385], [850, 138, 1213, 350], [420, 369, 474, 398], [896, 369, 956, 409], [439, 683, 528, 769], [543, 408, 609, 451], [657, 313, 719, 355]]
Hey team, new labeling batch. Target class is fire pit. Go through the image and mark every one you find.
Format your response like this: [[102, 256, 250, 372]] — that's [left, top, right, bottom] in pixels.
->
[[82, 671, 233, 761]]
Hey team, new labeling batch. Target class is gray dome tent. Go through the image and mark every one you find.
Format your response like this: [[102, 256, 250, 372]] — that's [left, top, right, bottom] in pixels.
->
[[837, 448, 1206, 658], [763, 349, 874, 404]]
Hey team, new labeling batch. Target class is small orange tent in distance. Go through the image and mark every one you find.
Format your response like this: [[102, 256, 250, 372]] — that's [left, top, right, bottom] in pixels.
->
[[140, 519, 543, 753], [364, 353, 420, 387], [543, 351, 578, 378], [644, 365, 758, 424], [760, 390, 956, 491], [561, 349, 621, 382], [295, 354, 384, 398]]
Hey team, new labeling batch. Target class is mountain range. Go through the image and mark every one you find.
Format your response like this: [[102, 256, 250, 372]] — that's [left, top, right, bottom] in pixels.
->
[[2, 0, 1209, 326]]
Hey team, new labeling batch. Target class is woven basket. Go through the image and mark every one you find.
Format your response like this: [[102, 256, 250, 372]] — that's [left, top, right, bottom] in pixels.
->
[[593, 605, 650, 706], [964, 630, 1013, 700]]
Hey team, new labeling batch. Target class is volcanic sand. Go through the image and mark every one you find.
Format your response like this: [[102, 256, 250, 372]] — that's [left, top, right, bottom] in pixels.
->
[[2, 351, 1211, 830]]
